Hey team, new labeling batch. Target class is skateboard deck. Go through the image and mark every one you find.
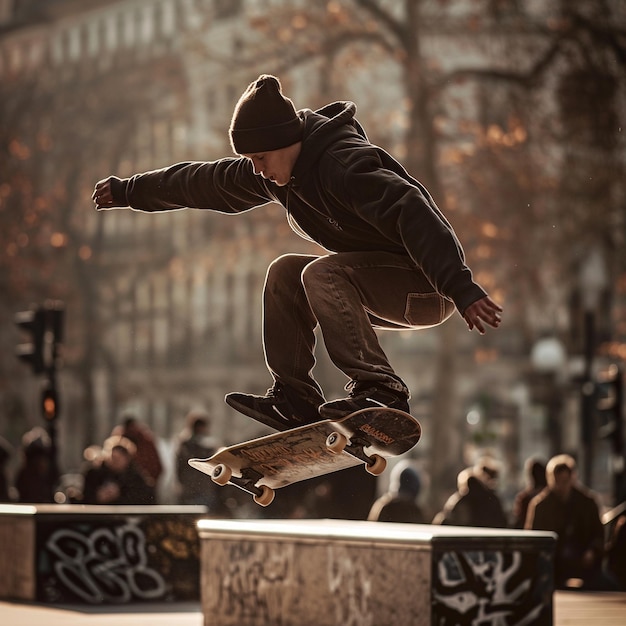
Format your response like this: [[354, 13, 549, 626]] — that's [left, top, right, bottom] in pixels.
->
[[188, 407, 421, 506]]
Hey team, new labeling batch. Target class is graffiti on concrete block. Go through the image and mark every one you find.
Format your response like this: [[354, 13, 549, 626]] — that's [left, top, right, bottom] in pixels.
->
[[44, 523, 166, 603], [213, 542, 295, 625], [432, 549, 552, 626], [37, 516, 201, 604], [327, 545, 373, 626]]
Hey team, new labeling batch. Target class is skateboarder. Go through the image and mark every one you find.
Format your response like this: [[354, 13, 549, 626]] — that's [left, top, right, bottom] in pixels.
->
[[93, 74, 502, 431]]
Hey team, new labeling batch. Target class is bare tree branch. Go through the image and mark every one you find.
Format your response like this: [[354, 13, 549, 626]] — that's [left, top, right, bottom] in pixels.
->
[[433, 38, 564, 92], [354, 0, 407, 45]]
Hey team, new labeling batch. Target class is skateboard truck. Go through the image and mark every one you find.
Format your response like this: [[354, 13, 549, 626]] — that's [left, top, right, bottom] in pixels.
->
[[326, 431, 387, 475], [212, 465, 276, 506]]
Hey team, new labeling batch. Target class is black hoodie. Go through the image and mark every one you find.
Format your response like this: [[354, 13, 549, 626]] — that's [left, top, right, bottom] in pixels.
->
[[112, 101, 486, 315]]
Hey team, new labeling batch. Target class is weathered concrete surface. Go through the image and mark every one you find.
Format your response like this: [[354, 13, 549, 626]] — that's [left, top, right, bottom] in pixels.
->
[[0, 512, 36, 600], [0, 504, 207, 604], [197, 520, 556, 626], [201, 537, 430, 626]]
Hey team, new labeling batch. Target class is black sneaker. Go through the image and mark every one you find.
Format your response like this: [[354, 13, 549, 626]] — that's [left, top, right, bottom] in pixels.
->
[[225, 385, 322, 432], [319, 383, 409, 419]]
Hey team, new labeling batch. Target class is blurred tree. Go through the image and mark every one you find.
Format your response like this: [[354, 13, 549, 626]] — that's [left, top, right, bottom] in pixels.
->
[[240, 0, 626, 504], [1, 0, 624, 498], [0, 33, 189, 445]]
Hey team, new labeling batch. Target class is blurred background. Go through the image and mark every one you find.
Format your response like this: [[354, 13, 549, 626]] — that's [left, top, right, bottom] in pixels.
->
[[0, 0, 625, 514]]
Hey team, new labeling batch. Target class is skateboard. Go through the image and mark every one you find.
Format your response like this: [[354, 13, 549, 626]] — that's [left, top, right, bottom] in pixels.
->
[[188, 407, 421, 507]]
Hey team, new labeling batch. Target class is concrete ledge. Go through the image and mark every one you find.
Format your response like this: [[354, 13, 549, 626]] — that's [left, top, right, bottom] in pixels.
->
[[0, 504, 207, 604], [197, 519, 556, 626]]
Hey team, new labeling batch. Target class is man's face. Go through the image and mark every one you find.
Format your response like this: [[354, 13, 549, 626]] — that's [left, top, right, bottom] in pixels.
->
[[243, 142, 301, 187], [551, 468, 574, 501], [109, 448, 131, 473]]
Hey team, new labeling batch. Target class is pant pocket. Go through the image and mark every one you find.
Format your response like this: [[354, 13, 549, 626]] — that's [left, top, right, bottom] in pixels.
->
[[404, 292, 453, 327]]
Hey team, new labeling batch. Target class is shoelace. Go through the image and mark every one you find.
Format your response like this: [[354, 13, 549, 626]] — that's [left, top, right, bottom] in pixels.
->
[[346, 382, 376, 398], [265, 385, 283, 399]]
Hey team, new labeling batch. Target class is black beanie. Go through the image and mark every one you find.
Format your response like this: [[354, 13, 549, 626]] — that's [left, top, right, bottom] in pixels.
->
[[229, 74, 303, 154]]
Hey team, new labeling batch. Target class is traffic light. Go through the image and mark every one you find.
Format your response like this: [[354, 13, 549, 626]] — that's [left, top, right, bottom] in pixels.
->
[[41, 384, 59, 421], [44, 302, 65, 368], [47, 304, 64, 351], [14, 301, 64, 375], [597, 364, 623, 454], [15, 307, 46, 374]]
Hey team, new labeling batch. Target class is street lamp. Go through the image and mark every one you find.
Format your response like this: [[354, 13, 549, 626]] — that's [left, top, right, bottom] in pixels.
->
[[531, 336, 567, 455], [579, 247, 608, 487], [531, 337, 567, 375]]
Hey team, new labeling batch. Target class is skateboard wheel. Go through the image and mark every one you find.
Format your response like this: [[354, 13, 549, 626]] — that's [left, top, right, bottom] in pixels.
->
[[212, 464, 232, 486], [365, 454, 387, 476], [326, 432, 348, 454], [253, 485, 275, 507]]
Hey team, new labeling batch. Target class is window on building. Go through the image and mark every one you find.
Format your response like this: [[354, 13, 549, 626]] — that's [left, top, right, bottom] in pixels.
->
[[67, 26, 81, 61], [139, 3, 155, 45], [215, 0, 243, 19], [160, 0, 176, 36]]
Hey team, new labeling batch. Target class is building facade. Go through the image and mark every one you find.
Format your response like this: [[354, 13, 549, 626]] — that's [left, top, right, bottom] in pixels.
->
[[2, 0, 624, 505]]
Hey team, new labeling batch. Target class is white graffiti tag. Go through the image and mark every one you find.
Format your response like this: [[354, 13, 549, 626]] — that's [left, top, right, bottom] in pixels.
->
[[45, 524, 167, 603], [433, 551, 545, 626]]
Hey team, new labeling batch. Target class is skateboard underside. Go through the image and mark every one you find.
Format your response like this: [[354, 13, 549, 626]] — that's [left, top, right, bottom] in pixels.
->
[[189, 420, 362, 489], [189, 408, 421, 506]]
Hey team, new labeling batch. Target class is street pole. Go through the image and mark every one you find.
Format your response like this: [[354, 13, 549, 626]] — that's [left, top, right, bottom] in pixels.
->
[[15, 301, 64, 490], [581, 310, 596, 488], [578, 247, 607, 490], [530, 336, 567, 457]]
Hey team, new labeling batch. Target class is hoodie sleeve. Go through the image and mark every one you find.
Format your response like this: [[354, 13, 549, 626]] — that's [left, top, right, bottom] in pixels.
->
[[338, 152, 487, 314], [114, 158, 275, 213]]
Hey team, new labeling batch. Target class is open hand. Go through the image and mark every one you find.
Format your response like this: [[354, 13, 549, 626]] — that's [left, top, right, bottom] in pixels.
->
[[463, 296, 503, 335]]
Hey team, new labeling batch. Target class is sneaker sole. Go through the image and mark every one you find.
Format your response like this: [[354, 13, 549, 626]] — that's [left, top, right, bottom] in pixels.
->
[[224, 395, 292, 431], [225, 394, 328, 432], [319, 401, 410, 420]]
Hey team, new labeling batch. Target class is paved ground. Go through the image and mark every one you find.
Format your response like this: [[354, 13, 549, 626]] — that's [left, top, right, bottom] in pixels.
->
[[1, 592, 625, 625], [554, 591, 626, 625], [0, 601, 203, 625]]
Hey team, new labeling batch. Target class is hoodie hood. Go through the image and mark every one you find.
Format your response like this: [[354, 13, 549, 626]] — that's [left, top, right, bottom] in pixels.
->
[[291, 101, 365, 178]]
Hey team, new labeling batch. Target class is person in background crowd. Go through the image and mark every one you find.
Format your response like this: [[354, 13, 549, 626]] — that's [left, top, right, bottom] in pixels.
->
[[433, 458, 507, 528], [432, 467, 472, 526], [511, 457, 547, 528], [0, 436, 12, 502], [368, 461, 426, 523], [111, 414, 163, 502], [175, 410, 228, 514], [606, 510, 626, 590], [14, 427, 57, 503], [82, 436, 154, 505], [526, 454, 606, 590]]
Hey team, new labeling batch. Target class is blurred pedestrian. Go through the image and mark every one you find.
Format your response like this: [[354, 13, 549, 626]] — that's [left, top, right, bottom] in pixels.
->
[[14, 427, 57, 503], [511, 457, 547, 528], [433, 459, 507, 528], [82, 436, 154, 505], [175, 410, 227, 514], [0, 436, 13, 502], [368, 461, 426, 523], [606, 511, 626, 590], [112, 414, 163, 501], [526, 454, 606, 589]]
